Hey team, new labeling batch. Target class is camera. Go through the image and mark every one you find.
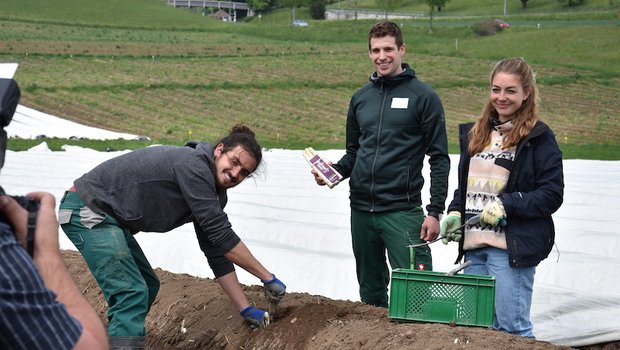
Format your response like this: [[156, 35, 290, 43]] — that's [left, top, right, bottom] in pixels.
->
[[0, 71, 38, 256], [8, 195, 40, 213], [0, 192, 40, 257]]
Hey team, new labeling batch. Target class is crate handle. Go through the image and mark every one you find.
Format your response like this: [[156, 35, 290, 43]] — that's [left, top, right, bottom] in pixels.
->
[[446, 260, 472, 276]]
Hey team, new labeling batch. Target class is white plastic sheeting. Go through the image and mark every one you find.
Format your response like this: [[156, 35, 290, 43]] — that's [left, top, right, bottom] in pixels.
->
[[7, 105, 141, 141], [2, 62, 138, 141], [532, 160, 620, 346], [0, 118, 618, 347]]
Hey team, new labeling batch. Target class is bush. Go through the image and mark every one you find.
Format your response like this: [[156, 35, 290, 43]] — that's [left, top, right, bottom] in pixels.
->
[[309, 0, 326, 20]]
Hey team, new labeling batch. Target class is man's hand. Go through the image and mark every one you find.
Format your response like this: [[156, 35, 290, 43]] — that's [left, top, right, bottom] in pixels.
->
[[262, 274, 286, 303], [310, 168, 326, 186], [240, 306, 270, 329], [439, 211, 462, 244], [420, 215, 440, 242], [310, 159, 337, 187], [480, 199, 506, 228]]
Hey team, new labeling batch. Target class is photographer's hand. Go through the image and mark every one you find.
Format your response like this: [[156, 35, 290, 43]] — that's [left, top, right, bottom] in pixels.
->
[[26, 192, 61, 258], [0, 192, 108, 349], [0, 192, 59, 254], [0, 194, 33, 248]]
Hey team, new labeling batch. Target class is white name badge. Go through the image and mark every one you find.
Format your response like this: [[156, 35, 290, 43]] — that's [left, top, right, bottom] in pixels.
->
[[391, 97, 409, 109]]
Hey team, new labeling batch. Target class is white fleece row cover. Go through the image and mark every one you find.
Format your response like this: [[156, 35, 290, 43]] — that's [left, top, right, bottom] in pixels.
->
[[1, 110, 618, 348]]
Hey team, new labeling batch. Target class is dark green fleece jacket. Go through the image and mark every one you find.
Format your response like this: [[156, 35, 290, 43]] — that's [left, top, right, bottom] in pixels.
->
[[333, 64, 450, 214]]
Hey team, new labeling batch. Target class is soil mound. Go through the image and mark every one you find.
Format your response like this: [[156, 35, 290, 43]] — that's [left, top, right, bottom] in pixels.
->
[[64, 250, 580, 350]]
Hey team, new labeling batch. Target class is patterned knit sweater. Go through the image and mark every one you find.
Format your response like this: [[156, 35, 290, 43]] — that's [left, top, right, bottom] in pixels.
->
[[463, 128, 515, 251]]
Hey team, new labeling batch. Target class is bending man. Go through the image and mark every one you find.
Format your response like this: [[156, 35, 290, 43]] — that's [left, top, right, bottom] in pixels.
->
[[59, 124, 286, 349]]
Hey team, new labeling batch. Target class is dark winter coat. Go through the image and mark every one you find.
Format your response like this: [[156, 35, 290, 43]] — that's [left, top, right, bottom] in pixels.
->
[[450, 121, 564, 267]]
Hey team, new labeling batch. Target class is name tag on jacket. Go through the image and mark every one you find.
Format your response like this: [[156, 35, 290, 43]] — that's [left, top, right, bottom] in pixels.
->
[[391, 97, 409, 109]]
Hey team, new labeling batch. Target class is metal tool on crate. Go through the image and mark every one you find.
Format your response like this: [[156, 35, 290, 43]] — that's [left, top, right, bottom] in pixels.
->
[[407, 250, 472, 275], [446, 260, 472, 276]]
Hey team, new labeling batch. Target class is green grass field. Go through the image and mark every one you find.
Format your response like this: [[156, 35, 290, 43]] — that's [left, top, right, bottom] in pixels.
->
[[331, 0, 618, 16], [1, 0, 618, 159]]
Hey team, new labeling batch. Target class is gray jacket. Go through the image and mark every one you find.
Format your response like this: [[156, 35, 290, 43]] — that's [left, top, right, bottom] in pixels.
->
[[74, 142, 241, 256]]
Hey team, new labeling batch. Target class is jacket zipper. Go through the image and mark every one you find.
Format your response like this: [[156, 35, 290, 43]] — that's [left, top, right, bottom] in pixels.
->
[[370, 82, 388, 212], [406, 165, 411, 202]]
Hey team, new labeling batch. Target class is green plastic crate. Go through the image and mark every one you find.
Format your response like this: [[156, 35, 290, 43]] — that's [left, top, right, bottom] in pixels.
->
[[388, 268, 495, 327]]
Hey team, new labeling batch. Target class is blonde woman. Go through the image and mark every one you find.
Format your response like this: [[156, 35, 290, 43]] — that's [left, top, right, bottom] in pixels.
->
[[440, 58, 564, 337]]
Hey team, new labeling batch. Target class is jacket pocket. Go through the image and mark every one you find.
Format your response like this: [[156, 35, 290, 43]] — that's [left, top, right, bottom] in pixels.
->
[[79, 206, 106, 229], [58, 209, 73, 225]]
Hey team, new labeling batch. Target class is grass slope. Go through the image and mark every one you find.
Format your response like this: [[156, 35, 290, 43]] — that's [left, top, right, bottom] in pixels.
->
[[0, 0, 209, 28], [0, 0, 618, 159]]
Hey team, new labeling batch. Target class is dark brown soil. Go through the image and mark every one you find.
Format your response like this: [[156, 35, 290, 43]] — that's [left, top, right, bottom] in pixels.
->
[[63, 250, 613, 350]]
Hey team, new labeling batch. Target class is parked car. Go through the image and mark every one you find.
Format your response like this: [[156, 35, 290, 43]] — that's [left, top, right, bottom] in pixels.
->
[[293, 19, 309, 27], [493, 19, 510, 29], [473, 19, 510, 36]]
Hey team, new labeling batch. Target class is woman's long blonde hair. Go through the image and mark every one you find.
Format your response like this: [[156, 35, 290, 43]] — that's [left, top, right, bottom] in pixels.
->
[[468, 57, 539, 156]]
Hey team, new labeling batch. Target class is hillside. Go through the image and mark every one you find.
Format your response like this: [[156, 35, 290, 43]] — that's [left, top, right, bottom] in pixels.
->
[[1, 0, 619, 157], [63, 250, 581, 350]]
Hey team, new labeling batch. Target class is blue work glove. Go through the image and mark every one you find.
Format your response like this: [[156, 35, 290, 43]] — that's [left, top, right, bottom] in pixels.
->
[[439, 211, 463, 244], [240, 306, 270, 329], [262, 274, 286, 303], [480, 199, 507, 228]]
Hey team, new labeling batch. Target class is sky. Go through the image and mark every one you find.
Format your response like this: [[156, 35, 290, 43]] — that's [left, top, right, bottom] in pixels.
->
[[1, 96, 619, 347]]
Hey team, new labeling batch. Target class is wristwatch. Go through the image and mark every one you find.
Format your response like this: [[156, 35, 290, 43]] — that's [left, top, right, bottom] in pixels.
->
[[427, 211, 442, 220]]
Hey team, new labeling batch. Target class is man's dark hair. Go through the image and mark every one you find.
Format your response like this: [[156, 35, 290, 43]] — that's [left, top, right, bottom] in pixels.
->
[[368, 21, 403, 50], [218, 124, 262, 173]]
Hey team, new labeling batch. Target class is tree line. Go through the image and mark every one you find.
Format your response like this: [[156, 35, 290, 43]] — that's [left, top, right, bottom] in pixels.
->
[[246, 0, 594, 20]]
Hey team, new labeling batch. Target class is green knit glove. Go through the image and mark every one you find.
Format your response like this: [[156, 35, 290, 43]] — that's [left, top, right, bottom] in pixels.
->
[[439, 211, 463, 244]]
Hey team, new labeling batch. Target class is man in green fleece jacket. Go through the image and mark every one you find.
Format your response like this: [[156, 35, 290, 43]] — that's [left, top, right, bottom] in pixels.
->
[[312, 21, 450, 307]]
